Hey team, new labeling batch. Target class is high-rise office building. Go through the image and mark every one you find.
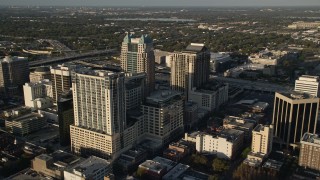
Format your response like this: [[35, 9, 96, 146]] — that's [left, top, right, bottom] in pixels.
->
[[142, 90, 184, 145], [120, 34, 155, 94], [23, 79, 53, 109], [170, 43, 210, 99], [70, 69, 126, 159], [57, 91, 74, 146], [51, 65, 74, 104], [272, 92, 319, 148], [295, 75, 320, 97], [0, 56, 29, 95], [299, 133, 320, 171]]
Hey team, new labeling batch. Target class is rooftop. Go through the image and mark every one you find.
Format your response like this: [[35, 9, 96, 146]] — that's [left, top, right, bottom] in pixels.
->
[[219, 129, 244, 142], [70, 156, 110, 177], [35, 150, 81, 170], [253, 124, 271, 133], [185, 43, 207, 53], [1, 56, 27, 63], [163, 163, 189, 180], [145, 90, 182, 107], [153, 156, 177, 171], [277, 91, 317, 100], [139, 160, 166, 173], [301, 133, 320, 145]]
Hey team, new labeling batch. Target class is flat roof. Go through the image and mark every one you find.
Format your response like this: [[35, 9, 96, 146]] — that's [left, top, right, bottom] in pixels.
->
[[145, 90, 182, 107], [163, 163, 189, 180], [70, 156, 110, 177], [153, 156, 177, 171], [301, 133, 320, 145]]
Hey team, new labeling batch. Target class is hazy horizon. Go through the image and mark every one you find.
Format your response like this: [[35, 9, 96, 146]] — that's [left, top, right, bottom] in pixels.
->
[[1, 0, 320, 7]]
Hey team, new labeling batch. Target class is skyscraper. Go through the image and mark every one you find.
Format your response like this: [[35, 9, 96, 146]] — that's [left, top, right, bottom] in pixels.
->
[[120, 34, 155, 94], [170, 43, 210, 99], [295, 75, 320, 97], [125, 72, 146, 111], [70, 69, 126, 159], [51, 65, 74, 104], [57, 91, 74, 146], [272, 92, 319, 148], [0, 56, 29, 95]]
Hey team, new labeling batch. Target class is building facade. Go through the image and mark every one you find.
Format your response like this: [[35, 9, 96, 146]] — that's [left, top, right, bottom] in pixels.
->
[[51, 65, 74, 104], [58, 91, 74, 146], [272, 92, 319, 148], [295, 75, 320, 97], [0, 56, 29, 95], [299, 133, 320, 171], [29, 66, 51, 83], [121, 34, 155, 94], [23, 80, 53, 109], [170, 43, 210, 99], [70, 69, 127, 159], [188, 129, 244, 159], [142, 90, 184, 145]]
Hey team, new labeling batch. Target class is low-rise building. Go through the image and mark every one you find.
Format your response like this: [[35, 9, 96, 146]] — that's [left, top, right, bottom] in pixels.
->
[[117, 148, 147, 173], [223, 116, 255, 141], [186, 129, 244, 159], [29, 66, 51, 83], [188, 80, 228, 112], [32, 150, 82, 180], [299, 133, 320, 171], [138, 156, 177, 180], [163, 141, 192, 162], [23, 80, 53, 109], [4, 111, 47, 136], [64, 156, 112, 180]]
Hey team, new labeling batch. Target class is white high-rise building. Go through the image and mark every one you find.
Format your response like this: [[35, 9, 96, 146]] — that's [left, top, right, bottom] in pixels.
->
[[23, 80, 53, 109], [70, 69, 127, 159], [295, 75, 320, 97]]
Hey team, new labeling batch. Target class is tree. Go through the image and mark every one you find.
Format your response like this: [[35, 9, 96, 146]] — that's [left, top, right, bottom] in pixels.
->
[[212, 158, 229, 173]]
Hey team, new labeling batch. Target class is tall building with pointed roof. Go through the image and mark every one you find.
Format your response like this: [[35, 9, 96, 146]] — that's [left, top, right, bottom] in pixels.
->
[[121, 34, 155, 95]]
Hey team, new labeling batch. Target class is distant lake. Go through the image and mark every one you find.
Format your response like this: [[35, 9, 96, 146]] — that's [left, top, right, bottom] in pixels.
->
[[104, 18, 196, 22]]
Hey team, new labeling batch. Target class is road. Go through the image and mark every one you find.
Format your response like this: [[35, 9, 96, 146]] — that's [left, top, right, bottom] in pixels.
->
[[212, 76, 293, 93], [29, 49, 116, 67]]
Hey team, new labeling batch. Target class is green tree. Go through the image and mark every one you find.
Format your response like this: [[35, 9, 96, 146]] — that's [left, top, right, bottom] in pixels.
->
[[212, 158, 229, 173]]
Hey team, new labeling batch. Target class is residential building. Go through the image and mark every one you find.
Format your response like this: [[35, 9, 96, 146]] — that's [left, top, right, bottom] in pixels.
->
[[186, 129, 244, 159], [31, 150, 82, 180], [142, 90, 184, 145], [295, 75, 320, 97], [51, 64, 74, 104], [57, 91, 74, 146], [288, 21, 320, 29], [64, 156, 112, 180], [121, 34, 155, 94], [299, 133, 320, 171], [70, 69, 128, 159], [170, 43, 210, 99], [29, 66, 51, 83], [0, 56, 29, 95], [272, 92, 319, 148], [245, 125, 273, 166]]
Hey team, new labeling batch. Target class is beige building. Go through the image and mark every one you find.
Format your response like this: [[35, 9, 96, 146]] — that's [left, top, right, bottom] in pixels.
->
[[185, 129, 244, 160], [170, 43, 210, 99], [299, 133, 320, 171], [121, 34, 155, 94], [32, 150, 82, 180], [246, 124, 273, 166], [288, 21, 320, 29], [23, 80, 53, 109], [272, 92, 319, 148], [70, 69, 127, 159], [29, 66, 51, 83], [142, 90, 184, 145], [295, 75, 320, 97], [51, 64, 74, 103]]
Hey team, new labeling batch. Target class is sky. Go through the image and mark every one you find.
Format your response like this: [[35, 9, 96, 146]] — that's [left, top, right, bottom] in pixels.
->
[[1, 0, 320, 7]]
